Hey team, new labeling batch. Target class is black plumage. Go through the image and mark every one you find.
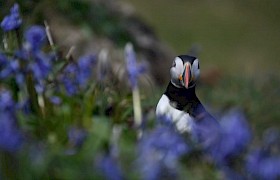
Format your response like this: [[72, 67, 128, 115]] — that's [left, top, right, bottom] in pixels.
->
[[164, 81, 215, 122]]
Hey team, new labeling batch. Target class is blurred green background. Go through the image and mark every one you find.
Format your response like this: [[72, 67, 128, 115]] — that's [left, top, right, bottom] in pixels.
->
[[123, 0, 280, 76], [1, 0, 279, 134], [0, 1, 280, 179], [122, 0, 280, 134]]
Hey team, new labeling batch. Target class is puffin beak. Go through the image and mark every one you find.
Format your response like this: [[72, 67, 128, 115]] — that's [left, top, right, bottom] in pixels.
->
[[183, 63, 190, 88]]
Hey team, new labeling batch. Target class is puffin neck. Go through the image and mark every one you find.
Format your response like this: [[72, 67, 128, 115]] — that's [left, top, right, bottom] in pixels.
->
[[164, 81, 198, 110]]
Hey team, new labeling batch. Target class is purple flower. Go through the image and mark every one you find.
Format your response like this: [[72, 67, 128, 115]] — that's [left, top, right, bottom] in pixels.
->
[[0, 31, 52, 92], [191, 113, 221, 154], [25, 52, 53, 94], [138, 126, 189, 179], [0, 90, 23, 152], [49, 96, 61, 105], [61, 76, 78, 96], [0, 113, 23, 152], [0, 53, 21, 80], [220, 166, 244, 180], [0, 53, 8, 66], [246, 128, 280, 179], [68, 127, 87, 148], [65, 126, 87, 155], [24, 26, 46, 52], [59, 63, 79, 96], [246, 149, 280, 180], [95, 154, 123, 180], [191, 109, 251, 165], [17, 98, 31, 114], [0, 53, 11, 79], [0, 3, 22, 32], [156, 114, 174, 127], [124, 43, 146, 89], [14, 31, 54, 92], [30, 52, 52, 81], [0, 89, 15, 112], [59, 55, 96, 95], [217, 110, 251, 161], [77, 55, 96, 87], [262, 128, 280, 150]]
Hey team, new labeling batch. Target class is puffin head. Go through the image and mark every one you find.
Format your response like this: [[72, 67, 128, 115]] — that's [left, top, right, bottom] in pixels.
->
[[170, 55, 200, 89]]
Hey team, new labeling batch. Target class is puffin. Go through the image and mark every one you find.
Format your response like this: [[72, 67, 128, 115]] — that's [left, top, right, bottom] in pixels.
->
[[156, 55, 218, 133]]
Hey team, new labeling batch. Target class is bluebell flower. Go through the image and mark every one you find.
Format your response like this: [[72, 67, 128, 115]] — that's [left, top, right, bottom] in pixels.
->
[[0, 113, 23, 152], [137, 126, 189, 179], [23, 26, 52, 92], [68, 126, 87, 148], [0, 53, 10, 79], [216, 110, 251, 162], [17, 98, 31, 114], [59, 55, 96, 95], [246, 149, 280, 180], [12, 29, 53, 92], [95, 154, 123, 180], [0, 3, 22, 32], [0, 52, 21, 80], [124, 43, 146, 89], [60, 76, 78, 96], [246, 128, 280, 179], [24, 26, 46, 52], [0, 53, 8, 67], [65, 126, 87, 155], [191, 109, 251, 165], [262, 128, 280, 151], [0, 89, 15, 112], [59, 63, 79, 96], [0, 90, 23, 152], [49, 96, 61, 105], [190, 109, 251, 180], [191, 113, 221, 155], [77, 55, 96, 88], [156, 114, 174, 127], [0, 26, 52, 92], [30, 52, 52, 81], [220, 166, 245, 180]]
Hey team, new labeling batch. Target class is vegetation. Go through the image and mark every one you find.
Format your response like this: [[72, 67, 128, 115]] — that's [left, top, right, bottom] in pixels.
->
[[0, 1, 279, 179]]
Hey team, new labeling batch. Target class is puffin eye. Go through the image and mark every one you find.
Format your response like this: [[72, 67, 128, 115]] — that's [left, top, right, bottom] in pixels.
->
[[172, 61, 176, 67]]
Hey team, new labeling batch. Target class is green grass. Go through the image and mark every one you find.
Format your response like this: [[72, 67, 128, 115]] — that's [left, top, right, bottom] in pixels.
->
[[1, 1, 280, 179], [121, 0, 280, 135], [149, 73, 280, 137], [122, 0, 280, 75], [197, 73, 280, 136]]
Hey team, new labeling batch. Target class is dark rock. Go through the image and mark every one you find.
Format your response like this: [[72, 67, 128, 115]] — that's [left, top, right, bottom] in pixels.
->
[[45, 0, 175, 87]]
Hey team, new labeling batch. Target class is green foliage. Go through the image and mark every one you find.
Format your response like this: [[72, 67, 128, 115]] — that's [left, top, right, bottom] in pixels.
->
[[1, 1, 280, 179], [54, 0, 133, 46], [125, 0, 280, 75], [197, 74, 280, 136]]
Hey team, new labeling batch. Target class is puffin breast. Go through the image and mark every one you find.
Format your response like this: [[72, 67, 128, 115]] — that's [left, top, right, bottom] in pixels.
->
[[156, 94, 194, 133]]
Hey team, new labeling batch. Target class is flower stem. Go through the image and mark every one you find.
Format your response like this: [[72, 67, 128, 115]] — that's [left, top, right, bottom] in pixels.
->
[[15, 28, 22, 49], [26, 74, 42, 117], [0, 152, 18, 179], [44, 21, 55, 51], [3, 34, 8, 50], [132, 86, 142, 138]]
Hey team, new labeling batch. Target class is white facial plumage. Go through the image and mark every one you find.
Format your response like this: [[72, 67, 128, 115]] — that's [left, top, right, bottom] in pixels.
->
[[191, 58, 200, 84]]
